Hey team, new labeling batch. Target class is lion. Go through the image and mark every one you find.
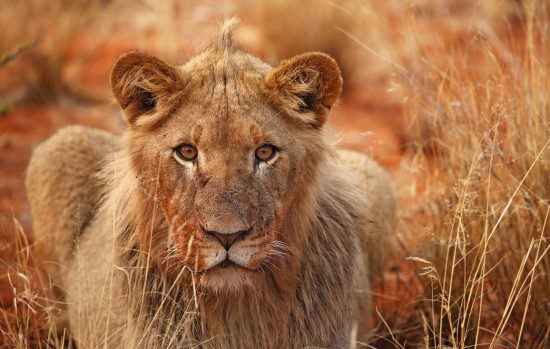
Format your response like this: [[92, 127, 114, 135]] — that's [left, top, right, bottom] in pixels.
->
[[26, 19, 396, 348]]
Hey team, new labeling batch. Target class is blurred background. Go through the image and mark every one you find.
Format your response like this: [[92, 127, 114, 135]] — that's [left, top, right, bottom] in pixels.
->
[[0, 0, 548, 348]]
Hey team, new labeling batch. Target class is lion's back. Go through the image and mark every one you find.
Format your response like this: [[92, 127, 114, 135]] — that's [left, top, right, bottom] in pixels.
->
[[337, 149, 396, 342], [26, 126, 118, 299], [337, 149, 396, 275], [338, 149, 396, 232]]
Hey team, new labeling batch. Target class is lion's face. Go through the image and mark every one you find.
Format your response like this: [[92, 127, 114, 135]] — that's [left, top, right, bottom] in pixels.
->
[[131, 92, 302, 290], [111, 47, 342, 291]]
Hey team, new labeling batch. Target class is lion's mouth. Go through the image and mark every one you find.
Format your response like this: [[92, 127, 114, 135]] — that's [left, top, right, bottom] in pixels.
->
[[206, 257, 257, 272], [200, 257, 258, 289], [219, 259, 236, 268]]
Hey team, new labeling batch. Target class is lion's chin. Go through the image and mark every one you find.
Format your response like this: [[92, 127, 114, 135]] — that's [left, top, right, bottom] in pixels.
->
[[200, 263, 256, 292]]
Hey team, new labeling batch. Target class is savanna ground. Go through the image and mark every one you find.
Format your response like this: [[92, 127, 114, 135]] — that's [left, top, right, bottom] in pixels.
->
[[0, 0, 548, 348]]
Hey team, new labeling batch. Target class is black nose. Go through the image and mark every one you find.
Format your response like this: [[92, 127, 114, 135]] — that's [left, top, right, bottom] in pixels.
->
[[204, 228, 251, 250]]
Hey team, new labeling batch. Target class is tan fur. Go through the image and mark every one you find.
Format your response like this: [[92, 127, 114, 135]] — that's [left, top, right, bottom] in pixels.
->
[[26, 20, 395, 348]]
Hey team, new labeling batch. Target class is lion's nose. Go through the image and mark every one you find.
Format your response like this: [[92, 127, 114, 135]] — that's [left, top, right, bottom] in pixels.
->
[[204, 228, 251, 250]]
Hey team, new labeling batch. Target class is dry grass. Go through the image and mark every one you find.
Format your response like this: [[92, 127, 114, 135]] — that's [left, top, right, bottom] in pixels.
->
[[0, 215, 64, 348], [371, 1, 549, 347], [0, 0, 548, 348]]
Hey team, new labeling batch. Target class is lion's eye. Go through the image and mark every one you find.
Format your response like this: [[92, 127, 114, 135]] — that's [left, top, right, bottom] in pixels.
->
[[174, 144, 198, 162], [255, 144, 277, 162]]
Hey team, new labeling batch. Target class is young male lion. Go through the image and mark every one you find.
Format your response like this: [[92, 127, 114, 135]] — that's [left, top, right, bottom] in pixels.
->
[[26, 20, 395, 348]]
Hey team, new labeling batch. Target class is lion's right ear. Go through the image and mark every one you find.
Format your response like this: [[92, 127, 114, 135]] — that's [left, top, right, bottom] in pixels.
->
[[265, 52, 343, 128], [110, 51, 183, 125]]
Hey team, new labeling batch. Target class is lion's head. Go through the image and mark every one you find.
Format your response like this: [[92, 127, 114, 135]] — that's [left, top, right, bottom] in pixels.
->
[[110, 20, 342, 292]]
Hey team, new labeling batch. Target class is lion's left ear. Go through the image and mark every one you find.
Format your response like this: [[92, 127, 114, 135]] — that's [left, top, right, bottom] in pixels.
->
[[265, 52, 343, 128], [110, 51, 183, 126]]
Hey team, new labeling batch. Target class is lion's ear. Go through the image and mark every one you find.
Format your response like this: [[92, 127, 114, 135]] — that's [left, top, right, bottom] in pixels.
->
[[265, 52, 343, 128], [110, 51, 183, 125]]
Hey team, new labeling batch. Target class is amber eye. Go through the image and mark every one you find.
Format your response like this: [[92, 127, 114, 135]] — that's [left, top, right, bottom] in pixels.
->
[[174, 144, 198, 162], [255, 144, 277, 162]]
